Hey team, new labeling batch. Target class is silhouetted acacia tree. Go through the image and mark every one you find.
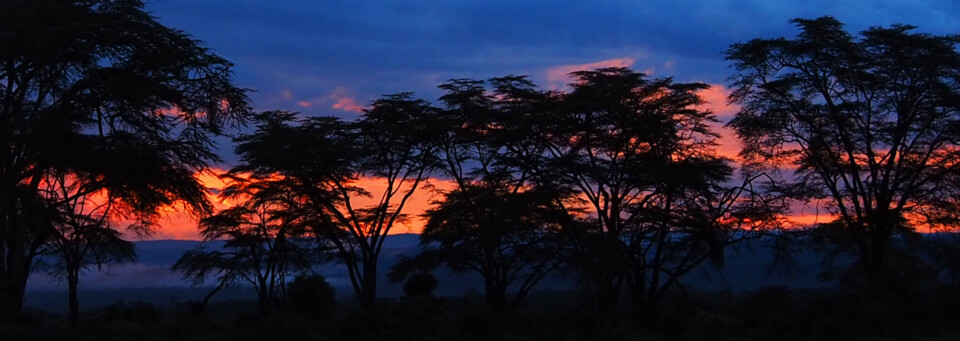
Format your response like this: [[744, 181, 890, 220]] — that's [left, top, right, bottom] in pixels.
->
[[41, 172, 135, 327], [524, 68, 780, 313], [228, 97, 437, 308], [392, 185, 566, 312], [389, 77, 568, 313], [726, 17, 960, 290], [173, 174, 313, 317], [0, 0, 250, 319]]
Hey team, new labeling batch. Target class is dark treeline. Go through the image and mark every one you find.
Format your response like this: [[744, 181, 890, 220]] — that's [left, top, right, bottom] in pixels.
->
[[3, 0, 960, 339], [173, 68, 784, 318]]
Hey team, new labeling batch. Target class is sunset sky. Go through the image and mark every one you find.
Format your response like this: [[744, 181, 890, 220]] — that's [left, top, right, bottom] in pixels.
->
[[143, 1, 960, 239]]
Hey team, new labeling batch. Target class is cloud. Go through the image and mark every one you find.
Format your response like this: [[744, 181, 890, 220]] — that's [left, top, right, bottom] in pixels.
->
[[149, 0, 960, 112], [328, 86, 364, 112], [697, 83, 738, 119], [545, 57, 636, 84], [693, 84, 741, 161], [136, 0, 960, 239]]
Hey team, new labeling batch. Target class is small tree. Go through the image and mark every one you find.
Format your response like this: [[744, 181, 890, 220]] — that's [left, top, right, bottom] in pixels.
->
[[42, 172, 135, 327], [521, 68, 780, 313], [173, 181, 313, 317], [392, 185, 565, 312], [389, 76, 567, 313], [287, 274, 336, 316], [726, 17, 960, 290], [227, 98, 437, 308], [402, 272, 438, 299]]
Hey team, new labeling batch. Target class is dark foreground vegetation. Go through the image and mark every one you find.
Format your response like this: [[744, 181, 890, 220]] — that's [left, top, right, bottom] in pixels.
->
[[7, 286, 960, 341], [4, 0, 960, 339]]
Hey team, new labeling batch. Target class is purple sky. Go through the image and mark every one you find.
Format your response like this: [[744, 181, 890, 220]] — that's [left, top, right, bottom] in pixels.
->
[[147, 1, 960, 120]]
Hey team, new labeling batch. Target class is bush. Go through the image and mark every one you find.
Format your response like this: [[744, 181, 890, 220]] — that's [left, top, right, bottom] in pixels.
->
[[403, 272, 438, 298], [287, 274, 336, 316]]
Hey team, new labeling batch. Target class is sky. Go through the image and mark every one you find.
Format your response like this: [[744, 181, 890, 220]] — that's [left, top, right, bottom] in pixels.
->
[[142, 0, 960, 239]]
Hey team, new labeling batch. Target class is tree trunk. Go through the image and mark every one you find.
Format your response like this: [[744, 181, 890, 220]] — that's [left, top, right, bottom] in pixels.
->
[[0, 277, 24, 322], [257, 279, 271, 318], [257, 296, 270, 318], [360, 259, 378, 308], [596, 276, 620, 316], [864, 229, 891, 291], [0, 251, 29, 322], [483, 278, 508, 313], [68, 270, 80, 327]]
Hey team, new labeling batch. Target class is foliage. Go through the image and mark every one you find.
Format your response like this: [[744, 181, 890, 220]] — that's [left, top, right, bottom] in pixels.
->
[[287, 274, 336, 316], [726, 16, 960, 289], [516, 67, 783, 312], [0, 0, 250, 320], [224, 94, 438, 308], [36, 171, 136, 326], [172, 183, 314, 316], [389, 76, 569, 313], [402, 272, 438, 298]]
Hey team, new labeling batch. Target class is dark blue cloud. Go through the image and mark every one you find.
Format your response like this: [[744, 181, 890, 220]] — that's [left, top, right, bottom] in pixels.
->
[[145, 0, 960, 161]]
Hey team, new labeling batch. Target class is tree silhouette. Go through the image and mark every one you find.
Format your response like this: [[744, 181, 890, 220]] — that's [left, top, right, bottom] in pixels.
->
[[392, 185, 565, 312], [228, 99, 437, 308], [388, 76, 568, 313], [173, 170, 314, 317], [401, 272, 438, 299], [520, 68, 779, 313], [41, 172, 135, 327], [726, 17, 960, 290], [0, 0, 250, 319], [287, 274, 336, 316]]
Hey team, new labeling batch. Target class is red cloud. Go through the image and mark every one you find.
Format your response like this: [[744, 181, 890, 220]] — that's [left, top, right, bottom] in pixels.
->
[[328, 86, 364, 112], [696, 84, 737, 119], [546, 57, 636, 84], [694, 84, 742, 161]]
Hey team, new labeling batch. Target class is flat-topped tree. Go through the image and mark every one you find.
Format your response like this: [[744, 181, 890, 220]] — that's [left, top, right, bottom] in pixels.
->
[[389, 76, 568, 313], [727, 17, 960, 290], [0, 0, 251, 320], [527, 68, 779, 313], [41, 171, 136, 327], [228, 96, 437, 308], [173, 180, 314, 317]]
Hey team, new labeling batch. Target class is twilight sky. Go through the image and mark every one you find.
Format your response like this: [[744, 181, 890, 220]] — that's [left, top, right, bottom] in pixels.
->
[[142, 0, 960, 239]]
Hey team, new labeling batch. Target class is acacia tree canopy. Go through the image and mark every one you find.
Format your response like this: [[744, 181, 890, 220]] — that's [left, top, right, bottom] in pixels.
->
[[726, 16, 960, 288], [226, 95, 438, 308], [0, 0, 251, 319]]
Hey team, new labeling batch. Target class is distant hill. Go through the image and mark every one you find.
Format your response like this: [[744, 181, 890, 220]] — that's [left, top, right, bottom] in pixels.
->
[[25, 234, 835, 313]]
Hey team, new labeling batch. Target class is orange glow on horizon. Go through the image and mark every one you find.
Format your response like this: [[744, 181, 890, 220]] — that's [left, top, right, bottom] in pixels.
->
[[149, 169, 457, 240]]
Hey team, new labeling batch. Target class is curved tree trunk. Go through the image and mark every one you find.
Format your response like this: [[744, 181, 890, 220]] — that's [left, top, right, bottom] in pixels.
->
[[198, 279, 228, 313]]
